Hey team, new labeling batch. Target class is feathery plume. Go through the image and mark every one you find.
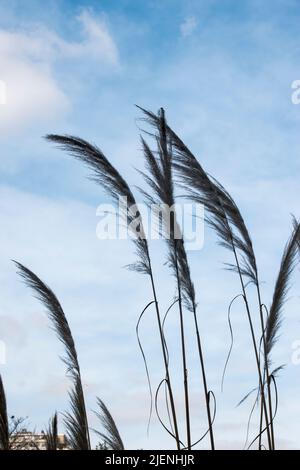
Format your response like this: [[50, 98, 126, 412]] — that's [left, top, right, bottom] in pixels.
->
[[14, 261, 90, 450], [45, 131, 181, 448], [266, 220, 300, 358], [93, 398, 124, 450], [0, 374, 9, 450], [45, 135, 150, 275], [45, 413, 58, 450]]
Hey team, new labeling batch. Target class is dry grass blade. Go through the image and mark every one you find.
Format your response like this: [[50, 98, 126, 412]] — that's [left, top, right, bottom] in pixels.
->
[[139, 106, 218, 449], [45, 134, 150, 275], [139, 117, 195, 312], [63, 375, 90, 449], [14, 261, 90, 450], [93, 398, 124, 450], [45, 412, 58, 450], [0, 374, 9, 450], [266, 220, 300, 358], [137, 106, 257, 284], [137, 106, 272, 449], [45, 131, 181, 449], [139, 108, 192, 449]]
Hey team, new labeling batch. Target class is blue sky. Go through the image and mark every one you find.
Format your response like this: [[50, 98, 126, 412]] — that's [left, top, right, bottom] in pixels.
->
[[1, 0, 300, 449]]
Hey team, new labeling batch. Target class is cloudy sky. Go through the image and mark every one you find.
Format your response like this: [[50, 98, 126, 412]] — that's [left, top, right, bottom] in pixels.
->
[[1, 0, 300, 450]]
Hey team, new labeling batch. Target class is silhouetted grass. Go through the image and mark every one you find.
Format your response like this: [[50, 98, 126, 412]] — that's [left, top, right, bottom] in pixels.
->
[[1, 106, 299, 451]]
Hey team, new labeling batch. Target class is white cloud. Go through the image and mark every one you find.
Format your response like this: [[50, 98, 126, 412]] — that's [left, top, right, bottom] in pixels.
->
[[180, 16, 197, 37], [77, 10, 119, 65], [0, 9, 118, 135], [0, 52, 69, 135]]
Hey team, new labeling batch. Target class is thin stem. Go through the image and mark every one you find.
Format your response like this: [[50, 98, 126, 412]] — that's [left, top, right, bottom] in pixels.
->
[[258, 369, 266, 449], [148, 256, 181, 450], [232, 248, 272, 450], [78, 370, 91, 449], [200, 177, 271, 448], [212, 188, 272, 449], [174, 242, 192, 450], [191, 301, 215, 450], [256, 284, 275, 450]]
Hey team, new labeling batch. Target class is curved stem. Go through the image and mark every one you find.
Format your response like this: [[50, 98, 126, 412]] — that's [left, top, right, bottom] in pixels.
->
[[148, 257, 181, 450], [205, 178, 271, 449], [78, 370, 91, 449], [258, 369, 266, 449], [174, 241, 191, 450], [192, 301, 215, 450], [232, 249, 272, 450], [256, 284, 275, 450]]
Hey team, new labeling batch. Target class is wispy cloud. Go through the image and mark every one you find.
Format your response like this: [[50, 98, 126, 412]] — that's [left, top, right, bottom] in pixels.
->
[[0, 9, 119, 134], [0, 29, 69, 135], [77, 9, 119, 66], [180, 16, 197, 37]]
